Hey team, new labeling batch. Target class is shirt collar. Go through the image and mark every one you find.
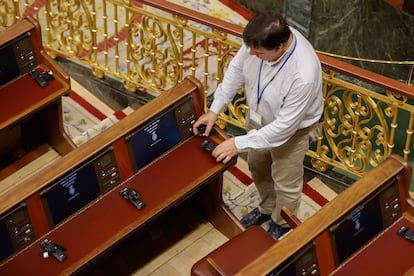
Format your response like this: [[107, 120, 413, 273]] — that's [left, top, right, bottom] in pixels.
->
[[263, 33, 296, 66]]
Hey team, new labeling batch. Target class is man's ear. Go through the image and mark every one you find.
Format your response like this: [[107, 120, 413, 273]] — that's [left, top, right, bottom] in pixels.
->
[[274, 44, 283, 51]]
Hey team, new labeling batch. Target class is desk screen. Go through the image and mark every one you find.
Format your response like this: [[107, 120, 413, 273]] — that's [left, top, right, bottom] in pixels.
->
[[40, 148, 119, 227], [127, 108, 181, 171], [0, 32, 37, 86], [329, 193, 383, 265], [0, 219, 14, 262], [270, 242, 319, 276], [0, 41, 20, 86], [41, 160, 101, 227]]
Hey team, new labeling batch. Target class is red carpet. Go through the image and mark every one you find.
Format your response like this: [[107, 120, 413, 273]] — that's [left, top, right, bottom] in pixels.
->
[[218, 0, 253, 20], [69, 91, 127, 121], [227, 165, 330, 207], [223, 164, 335, 223]]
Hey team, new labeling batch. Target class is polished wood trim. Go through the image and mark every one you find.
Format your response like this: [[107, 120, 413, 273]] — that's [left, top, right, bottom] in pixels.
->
[[0, 19, 33, 46], [332, 216, 414, 275], [280, 206, 302, 228], [0, 144, 52, 181], [0, 73, 242, 274], [137, 0, 244, 37], [186, 75, 206, 118], [318, 53, 414, 98], [207, 256, 228, 276], [138, 1, 413, 99], [0, 66, 68, 129]]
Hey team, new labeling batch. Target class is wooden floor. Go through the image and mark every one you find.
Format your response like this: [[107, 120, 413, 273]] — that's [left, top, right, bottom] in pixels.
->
[[133, 222, 228, 275], [132, 159, 255, 275]]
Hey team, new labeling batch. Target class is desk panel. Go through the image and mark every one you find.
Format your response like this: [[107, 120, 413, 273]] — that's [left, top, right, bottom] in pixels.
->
[[0, 73, 65, 128]]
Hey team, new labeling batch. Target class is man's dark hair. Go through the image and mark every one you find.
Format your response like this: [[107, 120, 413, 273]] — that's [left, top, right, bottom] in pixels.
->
[[243, 13, 291, 50]]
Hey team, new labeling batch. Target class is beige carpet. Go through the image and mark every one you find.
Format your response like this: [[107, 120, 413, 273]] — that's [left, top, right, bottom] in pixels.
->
[[63, 78, 133, 146], [223, 158, 337, 225]]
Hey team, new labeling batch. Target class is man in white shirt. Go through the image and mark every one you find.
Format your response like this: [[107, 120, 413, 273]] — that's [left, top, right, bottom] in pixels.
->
[[193, 13, 323, 240]]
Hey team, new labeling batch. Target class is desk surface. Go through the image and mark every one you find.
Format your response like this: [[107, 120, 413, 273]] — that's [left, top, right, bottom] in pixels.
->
[[0, 135, 232, 274], [333, 216, 414, 275], [0, 71, 66, 129]]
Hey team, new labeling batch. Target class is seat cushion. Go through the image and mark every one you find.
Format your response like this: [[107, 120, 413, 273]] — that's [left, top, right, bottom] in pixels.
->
[[191, 225, 276, 276]]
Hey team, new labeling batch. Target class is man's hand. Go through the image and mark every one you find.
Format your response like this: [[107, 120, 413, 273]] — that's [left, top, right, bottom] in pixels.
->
[[193, 111, 218, 136], [212, 138, 238, 164]]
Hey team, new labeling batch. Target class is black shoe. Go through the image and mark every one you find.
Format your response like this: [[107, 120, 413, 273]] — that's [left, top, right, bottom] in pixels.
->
[[267, 220, 291, 240], [240, 208, 271, 228]]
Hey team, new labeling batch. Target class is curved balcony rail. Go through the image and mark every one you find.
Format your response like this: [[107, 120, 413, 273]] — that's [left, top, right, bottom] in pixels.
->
[[2, 0, 414, 188]]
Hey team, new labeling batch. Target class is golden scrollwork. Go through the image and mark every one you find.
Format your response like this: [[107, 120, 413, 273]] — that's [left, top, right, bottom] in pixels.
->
[[318, 86, 387, 173], [309, 66, 414, 177], [0, 1, 20, 26], [44, 0, 94, 59], [128, 16, 168, 91]]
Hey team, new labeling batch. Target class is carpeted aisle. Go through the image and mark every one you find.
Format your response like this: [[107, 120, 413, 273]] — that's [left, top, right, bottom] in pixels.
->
[[63, 78, 131, 146], [223, 158, 337, 225]]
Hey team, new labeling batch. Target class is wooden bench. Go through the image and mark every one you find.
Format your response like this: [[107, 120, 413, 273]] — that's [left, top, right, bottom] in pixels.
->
[[191, 207, 301, 276]]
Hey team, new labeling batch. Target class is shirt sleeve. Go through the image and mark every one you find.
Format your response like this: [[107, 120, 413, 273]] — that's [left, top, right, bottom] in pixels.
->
[[209, 45, 249, 114]]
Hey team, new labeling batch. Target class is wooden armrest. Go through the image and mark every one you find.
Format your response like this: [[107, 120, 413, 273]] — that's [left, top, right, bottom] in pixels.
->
[[193, 209, 300, 276], [206, 257, 228, 276], [281, 206, 302, 228], [193, 226, 275, 276]]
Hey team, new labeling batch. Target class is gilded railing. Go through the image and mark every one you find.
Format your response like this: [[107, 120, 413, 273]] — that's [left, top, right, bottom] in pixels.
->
[[313, 54, 414, 179], [1, 0, 243, 95], [2, 0, 414, 186]]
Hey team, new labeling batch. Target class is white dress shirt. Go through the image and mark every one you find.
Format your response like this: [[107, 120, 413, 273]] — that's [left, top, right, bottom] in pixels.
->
[[209, 27, 323, 152]]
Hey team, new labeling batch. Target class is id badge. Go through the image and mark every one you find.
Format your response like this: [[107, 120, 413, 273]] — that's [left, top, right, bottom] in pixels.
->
[[249, 110, 262, 129]]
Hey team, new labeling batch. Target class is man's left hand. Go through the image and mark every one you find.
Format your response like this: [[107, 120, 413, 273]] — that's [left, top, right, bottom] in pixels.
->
[[212, 138, 238, 164]]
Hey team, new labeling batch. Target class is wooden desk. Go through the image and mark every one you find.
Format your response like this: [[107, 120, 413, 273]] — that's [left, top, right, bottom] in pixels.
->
[[0, 69, 65, 129], [0, 17, 74, 182], [0, 135, 239, 274], [237, 154, 413, 275], [0, 76, 241, 274]]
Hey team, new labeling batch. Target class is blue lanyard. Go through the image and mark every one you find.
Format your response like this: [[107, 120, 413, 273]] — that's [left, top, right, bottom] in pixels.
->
[[257, 38, 297, 105]]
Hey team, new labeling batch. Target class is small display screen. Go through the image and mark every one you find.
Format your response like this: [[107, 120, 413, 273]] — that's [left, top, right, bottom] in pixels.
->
[[41, 156, 103, 227], [0, 219, 14, 262], [269, 243, 318, 276], [329, 194, 383, 264], [127, 108, 181, 170], [0, 41, 20, 86], [0, 32, 37, 86]]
